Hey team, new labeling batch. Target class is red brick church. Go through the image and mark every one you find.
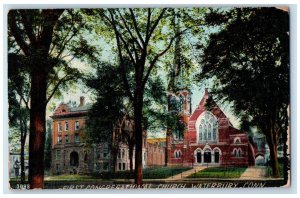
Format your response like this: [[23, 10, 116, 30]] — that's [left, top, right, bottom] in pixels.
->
[[167, 89, 256, 167]]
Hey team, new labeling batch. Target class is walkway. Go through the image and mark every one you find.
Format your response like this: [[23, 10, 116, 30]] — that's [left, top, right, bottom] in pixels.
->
[[239, 166, 267, 180], [165, 166, 207, 181]]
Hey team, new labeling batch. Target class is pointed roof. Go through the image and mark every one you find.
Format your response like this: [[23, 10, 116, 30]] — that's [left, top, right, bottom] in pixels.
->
[[189, 89, 232, 126]]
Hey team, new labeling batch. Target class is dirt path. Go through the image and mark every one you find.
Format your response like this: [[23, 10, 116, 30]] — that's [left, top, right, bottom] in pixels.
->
[[239, 166, 267, 180]]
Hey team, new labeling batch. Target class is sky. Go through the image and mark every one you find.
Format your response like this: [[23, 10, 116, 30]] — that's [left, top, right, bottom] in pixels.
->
[[45, 8, 241, 137]]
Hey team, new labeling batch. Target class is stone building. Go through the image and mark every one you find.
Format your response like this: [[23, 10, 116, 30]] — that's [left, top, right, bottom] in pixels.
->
[[50, 97, 93, 174], [51, 97, 147, 175]]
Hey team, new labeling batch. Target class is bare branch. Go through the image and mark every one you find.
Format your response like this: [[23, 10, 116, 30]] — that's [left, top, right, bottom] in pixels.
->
[[107, 9, 136, 65], [142, 28, 189, 88], [146, 8, 167, 43], [117, 9, 143, 50], [19, 10, 36, 45], [46, 74, 75, 104], [106, 9, 134, 102], [8, 10, 30, 56], [129, 8, 145, 46]]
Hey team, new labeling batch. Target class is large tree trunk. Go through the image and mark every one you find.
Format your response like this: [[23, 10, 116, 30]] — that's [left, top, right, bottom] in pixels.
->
[[129, 142, 134, 175], [111, 147, 118, 175], [28, 69, 47, 189], [20, 132, 26, 183], [19, 104, 27, 183], [267, 136, 280, 178], [134, 89, 144, 186]]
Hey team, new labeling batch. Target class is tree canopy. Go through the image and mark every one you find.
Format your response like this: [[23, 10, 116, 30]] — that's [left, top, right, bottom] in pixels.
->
[[197, 7, 289, 178]]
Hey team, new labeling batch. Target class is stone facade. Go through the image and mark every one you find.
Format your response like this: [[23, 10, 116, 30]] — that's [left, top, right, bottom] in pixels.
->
[[51, 97, 147, 175]]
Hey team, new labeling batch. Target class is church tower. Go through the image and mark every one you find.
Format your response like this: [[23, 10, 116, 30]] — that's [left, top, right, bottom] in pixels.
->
[[165, 12, 192, 166]]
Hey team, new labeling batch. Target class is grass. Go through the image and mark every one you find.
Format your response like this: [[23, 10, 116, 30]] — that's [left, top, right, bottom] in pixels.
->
[[187, 167, 247, 178], [143, 166, 192, 179], [266, 163, 284, 178], [45, 174, 98, 181], [10, 166, 192, 182]]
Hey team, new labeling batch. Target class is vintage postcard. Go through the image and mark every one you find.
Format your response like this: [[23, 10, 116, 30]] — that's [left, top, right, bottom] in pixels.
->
[[6, 6, 291, 191]]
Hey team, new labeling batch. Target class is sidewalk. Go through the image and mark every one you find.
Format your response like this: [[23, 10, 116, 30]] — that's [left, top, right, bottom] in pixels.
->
[[165, 166, 207, 181], [239, 166, 267, 180]]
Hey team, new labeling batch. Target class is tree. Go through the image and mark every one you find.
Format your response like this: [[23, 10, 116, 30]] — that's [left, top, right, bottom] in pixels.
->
[[85, 61, 167, 175], [85, 62, 128, 175], [197, 8, 289, 178], [8, 9, 96, 188], [44, 120, 52, 171], [89, 8, 204, 185]]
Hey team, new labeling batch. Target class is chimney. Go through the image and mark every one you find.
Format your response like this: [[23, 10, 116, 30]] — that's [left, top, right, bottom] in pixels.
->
[[80, 96, 85, 107]]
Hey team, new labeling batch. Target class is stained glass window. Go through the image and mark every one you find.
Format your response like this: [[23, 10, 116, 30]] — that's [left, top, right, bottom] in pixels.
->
[[198, 112, 218, 143]]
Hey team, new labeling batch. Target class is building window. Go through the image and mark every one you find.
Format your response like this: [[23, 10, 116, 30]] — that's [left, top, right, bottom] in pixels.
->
[[56, 150, 61, 160], [95, 163, 100, 171], [197, 111, 218, 143], [58, 122, 62, 132], [234, 137, 241, 144], [179, 95, 184, 112], [96, 148, 101, 159], [103, 148, 108, 158], [103, 162, 109, 171], [56, 163, 60, 172], [174, 150, 182, 158], [65, 135, 69, 143], [232, 148, 242, 157], [121, 149, 125, 159], [58, 135, 62, 144], [118, 163, 121, 171], [75, 134, 80, 143], [75, 121, 80, 130], [123, 163, 126, 170], [65, 122, 69, 131]]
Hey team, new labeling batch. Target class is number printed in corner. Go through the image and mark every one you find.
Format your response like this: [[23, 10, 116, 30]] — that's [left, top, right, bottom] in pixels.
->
[[16, 184, 30, 189]]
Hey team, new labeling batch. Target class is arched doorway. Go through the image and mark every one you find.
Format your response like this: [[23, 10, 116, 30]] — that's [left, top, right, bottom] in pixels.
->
[[255, 154, 265, 166], [204, 149, 211, 163], [214, 151, 220, 163], [70, 151, 79, 167], [196, 151, 202, 163]]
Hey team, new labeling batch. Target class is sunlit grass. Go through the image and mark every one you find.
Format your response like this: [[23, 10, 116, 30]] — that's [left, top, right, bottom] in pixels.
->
[[188, 167, 247, 178]]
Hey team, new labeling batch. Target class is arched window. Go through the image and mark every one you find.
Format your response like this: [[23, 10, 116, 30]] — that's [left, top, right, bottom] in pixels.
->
[[174, 150, 182, 158], [179, 95, 184, 112], [234, 137, 241, 144], [197, 111, 218, 143]]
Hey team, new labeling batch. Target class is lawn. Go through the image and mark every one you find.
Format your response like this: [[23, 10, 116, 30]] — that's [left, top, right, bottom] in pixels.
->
[[266, 163, 284, 178], [143, 166, 192, 179], [187, 167, 247, 178], [41, 166, 192, 181], [45, 174, 98, 181]]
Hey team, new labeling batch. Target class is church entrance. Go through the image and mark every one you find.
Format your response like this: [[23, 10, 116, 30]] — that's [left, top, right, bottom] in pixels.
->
[[196, 151, 202, 163], [204, 150, 211, 163], [214, 151, 220, 163]]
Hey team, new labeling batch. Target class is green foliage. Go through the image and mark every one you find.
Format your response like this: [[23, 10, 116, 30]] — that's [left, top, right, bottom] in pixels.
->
[[198, 7, 289, 139], [85, 62, 126, 145], [197, 7, 289, 178], [188, 167, 247, 178]]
